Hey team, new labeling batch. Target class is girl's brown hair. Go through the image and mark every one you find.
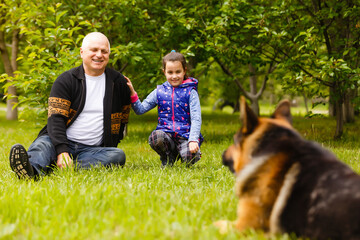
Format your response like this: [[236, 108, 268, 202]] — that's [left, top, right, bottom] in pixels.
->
[[162, 51, 187, 71]]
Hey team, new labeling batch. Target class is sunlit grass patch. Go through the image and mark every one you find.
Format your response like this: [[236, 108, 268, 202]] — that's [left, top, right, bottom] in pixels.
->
[[0, 105, 358, 239]]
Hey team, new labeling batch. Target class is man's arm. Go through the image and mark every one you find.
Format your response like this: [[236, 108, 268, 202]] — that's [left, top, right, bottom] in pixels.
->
[[47, 72, 73, 155]]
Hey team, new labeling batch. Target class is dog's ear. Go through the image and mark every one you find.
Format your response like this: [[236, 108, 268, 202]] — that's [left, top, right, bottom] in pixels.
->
[[272, 100, 292, 125], [240, 96, 258, 135]]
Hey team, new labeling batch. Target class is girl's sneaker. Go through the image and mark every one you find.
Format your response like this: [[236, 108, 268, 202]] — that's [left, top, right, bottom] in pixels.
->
[[160, 152, 178, 167]]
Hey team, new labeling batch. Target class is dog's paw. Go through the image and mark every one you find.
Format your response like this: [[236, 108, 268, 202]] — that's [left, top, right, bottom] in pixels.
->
[[213, 220, 234, 234]]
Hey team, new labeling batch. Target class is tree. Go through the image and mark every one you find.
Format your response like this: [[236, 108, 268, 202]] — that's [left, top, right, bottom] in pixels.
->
[[0, 0, 23, 120], [266, 0, 360, 138], [2, 1, 151, 121], [182, 0, 282, 115], [2, 2, 88, 122], [3, 0, 359, 142]]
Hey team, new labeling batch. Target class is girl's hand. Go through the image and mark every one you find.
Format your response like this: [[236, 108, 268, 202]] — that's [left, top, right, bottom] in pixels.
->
[[189, 141, 199, 153], [124, 76, 136, 96]]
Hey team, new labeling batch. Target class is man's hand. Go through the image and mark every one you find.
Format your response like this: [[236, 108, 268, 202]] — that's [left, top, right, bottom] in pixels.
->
[[189, 141, 199, 154], [57, 152, 73, 169]]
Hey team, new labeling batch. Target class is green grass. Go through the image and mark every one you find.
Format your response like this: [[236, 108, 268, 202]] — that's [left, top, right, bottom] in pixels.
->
[[0, 105, 359, 239]]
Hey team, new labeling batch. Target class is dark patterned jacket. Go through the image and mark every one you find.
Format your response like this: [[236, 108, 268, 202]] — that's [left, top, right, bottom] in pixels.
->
[[38, 65, 131, 155]]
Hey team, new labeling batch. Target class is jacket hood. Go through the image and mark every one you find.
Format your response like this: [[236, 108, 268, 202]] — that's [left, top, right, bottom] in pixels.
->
[[163, 77, 198, 89]]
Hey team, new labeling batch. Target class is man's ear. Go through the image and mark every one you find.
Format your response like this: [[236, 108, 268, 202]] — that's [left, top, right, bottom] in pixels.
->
[[80, 47, 84, 59], [272, 100, 292, 125], [240, 96, 258, 135]]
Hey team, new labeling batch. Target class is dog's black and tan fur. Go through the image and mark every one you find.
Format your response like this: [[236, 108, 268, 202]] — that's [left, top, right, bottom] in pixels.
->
[[220, 97, 360, 240]]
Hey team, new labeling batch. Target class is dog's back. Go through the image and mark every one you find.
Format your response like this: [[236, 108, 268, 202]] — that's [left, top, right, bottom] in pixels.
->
[[221, 97, 360, 240], [268, 127, 360, 240]]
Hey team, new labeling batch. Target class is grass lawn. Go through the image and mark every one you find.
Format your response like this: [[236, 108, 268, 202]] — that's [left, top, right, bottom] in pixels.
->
[[0, 103, 359, 239]]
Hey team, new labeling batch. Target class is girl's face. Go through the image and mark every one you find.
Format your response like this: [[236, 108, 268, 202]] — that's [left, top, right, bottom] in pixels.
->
[[163, 61, 186, 87]]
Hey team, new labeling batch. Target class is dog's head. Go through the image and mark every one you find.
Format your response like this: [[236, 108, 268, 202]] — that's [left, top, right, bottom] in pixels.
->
[[222, 97, 293, 175]]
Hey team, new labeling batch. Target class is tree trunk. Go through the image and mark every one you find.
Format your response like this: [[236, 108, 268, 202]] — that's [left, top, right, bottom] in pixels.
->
[[0, 30, 18, 120], [343, 88, 355, 123], [215, 59, 271, 116], [250, 98, 260, 116], [334, 98, 344, 139], [303, 92, 309, 114], [249, 64, 260, 116], [0, 31, 18, 120], [6, 85, 18, 119], [328, 86, 336, 117], [355, 86, 359, 116]]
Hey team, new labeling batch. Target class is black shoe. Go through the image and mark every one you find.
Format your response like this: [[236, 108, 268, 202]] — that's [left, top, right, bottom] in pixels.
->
[[160, 156, 170, 167], [160, 153, 178, 168], [160, 156, 174, 168], [9, 144, 35, 180]]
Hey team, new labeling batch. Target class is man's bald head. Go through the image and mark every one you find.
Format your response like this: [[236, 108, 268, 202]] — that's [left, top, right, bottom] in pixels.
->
[[81, 32, 110, 52], [80, 32, 110, 76]]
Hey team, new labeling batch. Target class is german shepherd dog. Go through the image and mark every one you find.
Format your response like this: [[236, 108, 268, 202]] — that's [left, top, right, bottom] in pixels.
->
[[218, 97, 360, 240]]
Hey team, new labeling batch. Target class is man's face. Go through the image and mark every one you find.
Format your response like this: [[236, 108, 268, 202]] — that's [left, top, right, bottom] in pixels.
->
[[80, 35, 110, 76]]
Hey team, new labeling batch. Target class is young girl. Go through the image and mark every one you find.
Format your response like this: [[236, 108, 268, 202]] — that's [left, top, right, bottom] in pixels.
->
[[126, 51, 203, 167]]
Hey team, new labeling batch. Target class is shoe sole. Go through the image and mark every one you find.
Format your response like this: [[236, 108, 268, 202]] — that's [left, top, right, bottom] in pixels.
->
[[9, 144, 34, 179]]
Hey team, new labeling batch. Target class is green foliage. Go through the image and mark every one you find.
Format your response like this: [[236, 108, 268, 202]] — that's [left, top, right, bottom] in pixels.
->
[[183, 0, 286, 109], [1, 0, 360, 134], [3, 3, 86, 122], [197, 62, 241, 108], [269, 0, 360, 101]]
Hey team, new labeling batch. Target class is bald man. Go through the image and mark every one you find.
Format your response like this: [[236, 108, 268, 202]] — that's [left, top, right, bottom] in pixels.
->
[[9, 32, 131, 180]]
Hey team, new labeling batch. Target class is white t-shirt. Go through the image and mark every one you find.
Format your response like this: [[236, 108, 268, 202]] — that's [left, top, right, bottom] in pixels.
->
[[66, 73, 106, 146]]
